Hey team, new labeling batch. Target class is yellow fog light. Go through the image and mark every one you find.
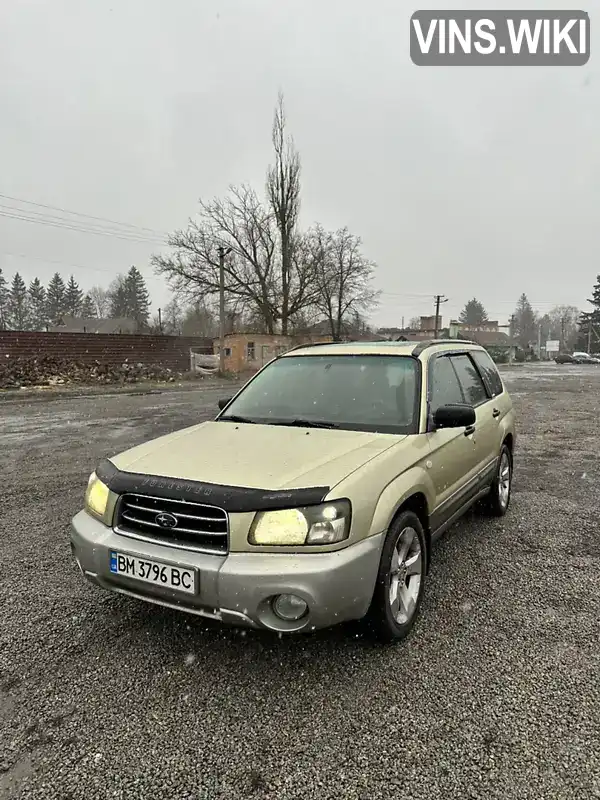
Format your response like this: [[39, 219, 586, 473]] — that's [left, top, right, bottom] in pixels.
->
[[84, 473, 110, 519]]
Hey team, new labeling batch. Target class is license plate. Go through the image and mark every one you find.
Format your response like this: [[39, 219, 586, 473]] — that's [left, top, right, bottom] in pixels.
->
[[109, 551, 197, 595]]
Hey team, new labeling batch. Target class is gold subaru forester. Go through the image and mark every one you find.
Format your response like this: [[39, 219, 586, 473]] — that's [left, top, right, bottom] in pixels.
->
[[71, 340, 515, 641]]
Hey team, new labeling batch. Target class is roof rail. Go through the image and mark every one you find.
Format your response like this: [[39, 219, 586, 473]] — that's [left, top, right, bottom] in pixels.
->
[[411, 338, 477, 356], [284, 340, 339, 354]]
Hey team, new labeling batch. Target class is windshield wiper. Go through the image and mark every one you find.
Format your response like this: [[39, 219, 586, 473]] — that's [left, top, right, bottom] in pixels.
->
[[219, 415, 257, 424], [268, 419, 340, 429]]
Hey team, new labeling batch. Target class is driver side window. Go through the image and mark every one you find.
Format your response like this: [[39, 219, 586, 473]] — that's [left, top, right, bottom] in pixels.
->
[[430, 356, 464, 413]]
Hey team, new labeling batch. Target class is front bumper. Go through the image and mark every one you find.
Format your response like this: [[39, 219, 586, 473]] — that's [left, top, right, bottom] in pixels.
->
[[70, 511, 384, 633]]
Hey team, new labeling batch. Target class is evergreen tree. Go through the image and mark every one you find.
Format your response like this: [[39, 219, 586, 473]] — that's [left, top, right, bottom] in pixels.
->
[[459, 298, 489, 327], [513, 293, 537, 350], [46, 272, 67, 325], [64, 275, 83, 316], [578, 275, 600, 351], [28, 278, 47, 331], [80, 293, 96, 317], [8, 272, 30, 330], [0, 268, 9, 330], [125, 266, 150, 331]]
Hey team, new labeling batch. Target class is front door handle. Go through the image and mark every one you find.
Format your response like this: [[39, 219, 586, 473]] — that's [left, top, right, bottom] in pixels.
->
[[464, 425, 475, 436], [492, 408, 501, 418]]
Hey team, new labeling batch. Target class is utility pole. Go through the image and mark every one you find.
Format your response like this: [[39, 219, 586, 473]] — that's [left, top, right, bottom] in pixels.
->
[[158, 307, 162, 334], [560, 315, 566, 353], [218, 246, 232, 375], [508, 314, 516, 364], [433, 295, 448, 339], [587, 320, 592, 355]]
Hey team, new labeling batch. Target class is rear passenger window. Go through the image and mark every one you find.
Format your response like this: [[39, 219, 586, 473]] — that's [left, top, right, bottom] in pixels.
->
[[451, 354, 489, 406], [471, 350, 504, 397], [430, 356, 464, 412]]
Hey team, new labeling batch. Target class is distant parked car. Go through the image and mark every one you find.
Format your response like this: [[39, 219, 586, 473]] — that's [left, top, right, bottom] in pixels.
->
[[555, 353, 576, 364], [572, 352, 600, 364]]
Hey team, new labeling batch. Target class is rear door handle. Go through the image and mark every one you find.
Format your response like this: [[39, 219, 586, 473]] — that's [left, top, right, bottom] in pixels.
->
[[492, 408, 501, 418], [464, 425, 475, 436]]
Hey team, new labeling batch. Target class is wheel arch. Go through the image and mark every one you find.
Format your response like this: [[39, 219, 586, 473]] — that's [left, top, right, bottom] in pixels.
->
[[388, 492, 432, 574]]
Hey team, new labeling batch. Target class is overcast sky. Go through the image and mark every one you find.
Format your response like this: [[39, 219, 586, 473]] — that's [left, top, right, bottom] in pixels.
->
[[0, 0, 597, 328]]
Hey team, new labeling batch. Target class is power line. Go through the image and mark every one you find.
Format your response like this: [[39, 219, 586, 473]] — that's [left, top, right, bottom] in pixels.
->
[[0, 209, 167, 245], [0, 203, 166, 243], [0, 192, 168, 237], [377, 291, 573, 307]]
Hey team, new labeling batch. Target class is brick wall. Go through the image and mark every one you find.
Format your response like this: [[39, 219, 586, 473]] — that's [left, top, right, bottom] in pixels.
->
[[0, 331, 213, 371]]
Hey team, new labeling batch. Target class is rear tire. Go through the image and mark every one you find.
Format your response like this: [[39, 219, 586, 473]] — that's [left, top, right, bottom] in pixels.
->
[[481, 444, 512, 517], [365, 511, 427, 642]]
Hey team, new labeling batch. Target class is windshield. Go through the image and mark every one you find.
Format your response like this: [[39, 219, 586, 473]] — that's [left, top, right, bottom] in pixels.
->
[[219, 354, 420, 434]]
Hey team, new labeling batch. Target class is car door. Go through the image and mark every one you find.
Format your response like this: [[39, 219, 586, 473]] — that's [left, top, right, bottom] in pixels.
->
[[469, 348, 512, 477], [449, 352, 497, 488], [426, 353, 481, 532]]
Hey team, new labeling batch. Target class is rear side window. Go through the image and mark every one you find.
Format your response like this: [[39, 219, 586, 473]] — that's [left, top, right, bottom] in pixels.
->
[[471, 350, 504, 397], [450, 354, 489, 406]]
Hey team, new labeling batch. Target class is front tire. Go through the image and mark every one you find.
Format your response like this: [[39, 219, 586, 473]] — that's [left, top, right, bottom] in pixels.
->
[[366, 511, 427, 642], [481, 444, 512, 516]]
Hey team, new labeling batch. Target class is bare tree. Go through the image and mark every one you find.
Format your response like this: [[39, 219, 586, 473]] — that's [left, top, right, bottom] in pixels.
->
[[408, 317, 421, 330], [88, 286, 110, 317], [548, 304, 579, 349], [161, 297, 184, 335], [153, 94, 374, 335], [306, 224, 379, 340], [181, 301, 218, 338], [266, 93, 305, 334], [153, 185, 283, 333]]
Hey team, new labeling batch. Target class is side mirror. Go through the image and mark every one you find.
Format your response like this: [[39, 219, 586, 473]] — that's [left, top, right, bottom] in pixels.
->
[[218, 397, 232, 410], [433, 403, 476, 429]]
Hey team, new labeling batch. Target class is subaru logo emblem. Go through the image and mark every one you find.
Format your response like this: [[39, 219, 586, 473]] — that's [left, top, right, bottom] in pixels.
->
[[155, 512, 178, 529]]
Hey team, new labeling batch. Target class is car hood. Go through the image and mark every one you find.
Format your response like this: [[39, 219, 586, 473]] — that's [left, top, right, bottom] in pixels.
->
[[110, 421, 403, 491]]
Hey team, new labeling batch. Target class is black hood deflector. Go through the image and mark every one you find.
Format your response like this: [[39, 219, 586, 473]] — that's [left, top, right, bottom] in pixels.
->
[[96, 458, 330, 513]]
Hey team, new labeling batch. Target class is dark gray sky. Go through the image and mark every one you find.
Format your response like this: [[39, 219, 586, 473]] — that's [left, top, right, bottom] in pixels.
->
[[0, 0, 597, 328]]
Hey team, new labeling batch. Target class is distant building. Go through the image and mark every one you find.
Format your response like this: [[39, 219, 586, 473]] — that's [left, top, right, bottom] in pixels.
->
[[213, 332, 333, 373], [48, 316, 137, 334], [448, 320, 516, 360], [379, 315, 445, 342]]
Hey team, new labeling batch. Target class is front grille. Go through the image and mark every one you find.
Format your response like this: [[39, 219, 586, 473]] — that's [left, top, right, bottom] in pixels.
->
[[115, 493, 228, 555]]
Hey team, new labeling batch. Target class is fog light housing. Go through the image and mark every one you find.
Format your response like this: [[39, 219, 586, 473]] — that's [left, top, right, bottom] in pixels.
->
[[272, 594, 308, 621]]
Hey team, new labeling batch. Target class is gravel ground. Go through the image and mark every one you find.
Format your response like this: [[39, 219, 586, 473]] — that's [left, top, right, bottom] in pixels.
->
[[1, 366, 599, 800]]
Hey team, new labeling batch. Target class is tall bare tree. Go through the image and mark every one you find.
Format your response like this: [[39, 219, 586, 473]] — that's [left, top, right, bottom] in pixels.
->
[[266, 93, 302, 335], [152, 94, 374, 335], [306, 224, 379, 340]]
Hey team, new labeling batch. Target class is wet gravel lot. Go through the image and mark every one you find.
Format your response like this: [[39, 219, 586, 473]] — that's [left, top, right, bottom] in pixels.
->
[[1, 366, 599, 800]]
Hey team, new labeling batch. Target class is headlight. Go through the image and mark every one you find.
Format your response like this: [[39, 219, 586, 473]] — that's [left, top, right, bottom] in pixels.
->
[[84, 472, 110, 519], [249, 500, 351, 546]]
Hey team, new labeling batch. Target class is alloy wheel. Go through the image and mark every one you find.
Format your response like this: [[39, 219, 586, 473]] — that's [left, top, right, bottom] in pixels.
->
[[388, 526, 423, 625], [498, 451, 511, 509]]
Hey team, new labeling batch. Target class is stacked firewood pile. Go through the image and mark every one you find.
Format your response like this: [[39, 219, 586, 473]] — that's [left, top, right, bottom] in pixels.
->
[[0, 356, 185, 389]]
